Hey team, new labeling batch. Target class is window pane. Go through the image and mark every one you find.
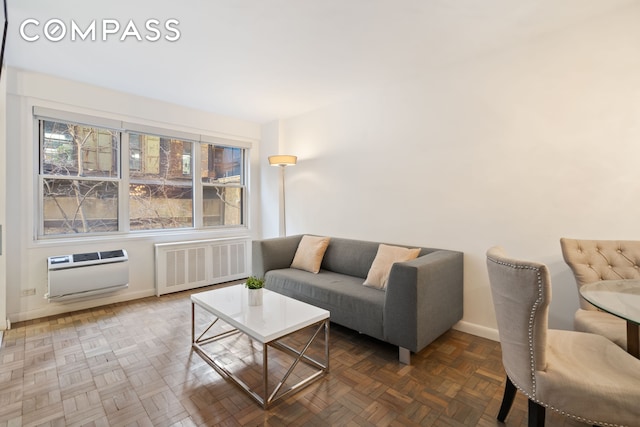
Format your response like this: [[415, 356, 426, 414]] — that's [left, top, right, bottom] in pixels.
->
[[43, 179, 118, 235], [129, 134, 142, 171], [129, 184, 193, 230], [203, 186, 243, 226], [42, 120, 118, 178], [129, 134, 193, 230], [200, 145, 242, 184]]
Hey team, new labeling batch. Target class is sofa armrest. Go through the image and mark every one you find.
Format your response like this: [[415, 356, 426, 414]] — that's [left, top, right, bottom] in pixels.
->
[[251, 235, 303, 278], [384, 250, 464, 353]]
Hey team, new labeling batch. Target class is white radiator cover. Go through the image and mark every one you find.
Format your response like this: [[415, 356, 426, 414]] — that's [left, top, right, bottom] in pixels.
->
[[155, 238, 250, 296], [47, 250, 129, 301]]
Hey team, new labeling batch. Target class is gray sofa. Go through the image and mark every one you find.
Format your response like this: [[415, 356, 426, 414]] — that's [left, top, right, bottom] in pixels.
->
[[252, 235, 464, 363]]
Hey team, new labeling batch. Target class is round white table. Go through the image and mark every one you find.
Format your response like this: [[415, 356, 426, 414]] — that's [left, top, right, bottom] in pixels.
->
[[580, 279, 640, 358]]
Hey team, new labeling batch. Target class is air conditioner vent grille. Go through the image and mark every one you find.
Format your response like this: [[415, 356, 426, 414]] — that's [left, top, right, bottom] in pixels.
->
[[100, 250, 125, 259], [73, 252, 100, 262]]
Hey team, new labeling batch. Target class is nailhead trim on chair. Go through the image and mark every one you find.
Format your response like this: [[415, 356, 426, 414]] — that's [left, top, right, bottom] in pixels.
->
[[487, 255, 624, 427]]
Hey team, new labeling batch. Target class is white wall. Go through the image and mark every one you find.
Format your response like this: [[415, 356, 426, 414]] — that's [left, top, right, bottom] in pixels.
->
[[267, 5, 640, 337], [4, 68, 262, 323], [259, 120, 281, 238]]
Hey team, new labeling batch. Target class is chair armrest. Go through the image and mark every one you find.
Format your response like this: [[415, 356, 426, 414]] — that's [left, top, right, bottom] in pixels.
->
[[251, 235, 303, 278], [384, 250, 464, 352]]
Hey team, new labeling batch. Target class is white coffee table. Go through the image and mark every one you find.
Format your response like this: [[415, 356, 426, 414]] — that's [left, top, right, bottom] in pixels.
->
[[191, 285, 330, 408]]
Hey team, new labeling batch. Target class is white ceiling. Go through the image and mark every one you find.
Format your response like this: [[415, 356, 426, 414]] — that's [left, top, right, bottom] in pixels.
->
[[4, 0, 636, 123]]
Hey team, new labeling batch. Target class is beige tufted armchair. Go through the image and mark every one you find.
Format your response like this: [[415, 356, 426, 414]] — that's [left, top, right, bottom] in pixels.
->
[[559, 238, 640, 350], [486, 246, 640, 427]]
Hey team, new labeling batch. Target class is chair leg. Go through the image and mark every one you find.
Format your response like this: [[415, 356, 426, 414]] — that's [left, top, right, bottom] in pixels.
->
[[497, 376, 517, 422], [528, 399, 545, 427]]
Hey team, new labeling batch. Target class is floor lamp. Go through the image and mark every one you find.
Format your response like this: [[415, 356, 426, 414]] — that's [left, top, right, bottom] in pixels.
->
[[268, 155, 297, 236]]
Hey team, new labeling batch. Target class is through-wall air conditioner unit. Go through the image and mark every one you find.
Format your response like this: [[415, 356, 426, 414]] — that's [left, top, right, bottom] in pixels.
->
[[46, 249, 129, 301]]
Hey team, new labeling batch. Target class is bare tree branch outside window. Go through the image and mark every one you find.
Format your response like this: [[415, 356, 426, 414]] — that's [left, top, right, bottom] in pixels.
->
[[41, 121, 119, 235]]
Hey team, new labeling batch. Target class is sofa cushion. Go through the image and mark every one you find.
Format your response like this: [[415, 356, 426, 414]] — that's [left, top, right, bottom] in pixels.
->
[[320, 238, 381, 279], [265, 268, 385, 339], [290, 235, 330, 274], [363, 244, 421, 290]]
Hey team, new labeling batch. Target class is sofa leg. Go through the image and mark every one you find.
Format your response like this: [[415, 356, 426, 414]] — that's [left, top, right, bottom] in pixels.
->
[[399, 347, 411, 364]]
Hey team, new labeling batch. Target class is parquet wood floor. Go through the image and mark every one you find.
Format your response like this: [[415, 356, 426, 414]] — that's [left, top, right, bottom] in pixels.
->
[[0, 283, 588, 427]]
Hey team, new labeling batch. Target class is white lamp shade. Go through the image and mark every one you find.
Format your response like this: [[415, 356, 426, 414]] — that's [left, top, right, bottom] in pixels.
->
[[268, 155, 297, 166]]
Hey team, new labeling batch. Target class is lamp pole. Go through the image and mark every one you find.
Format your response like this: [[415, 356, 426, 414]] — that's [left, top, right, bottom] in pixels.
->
[[279, 165, 287, 236], [268, 155, 297, 237]]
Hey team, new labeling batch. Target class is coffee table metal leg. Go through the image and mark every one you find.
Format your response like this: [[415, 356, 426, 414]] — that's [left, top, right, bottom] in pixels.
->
[[325, 320, 330, 373], [628, 322, 639, 358], [268, 319, 326, 403], [192, 312, 329, 409], [263, 343, 269, 409], [193, 302, 238, 345]]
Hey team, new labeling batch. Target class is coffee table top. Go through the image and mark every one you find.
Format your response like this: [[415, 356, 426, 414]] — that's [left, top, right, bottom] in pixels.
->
[[191, 285, 330, 342]]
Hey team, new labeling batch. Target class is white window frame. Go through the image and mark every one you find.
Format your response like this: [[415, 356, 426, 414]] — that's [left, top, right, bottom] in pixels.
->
[[199, 142, 247, 229], [34, 107, 250, 239]]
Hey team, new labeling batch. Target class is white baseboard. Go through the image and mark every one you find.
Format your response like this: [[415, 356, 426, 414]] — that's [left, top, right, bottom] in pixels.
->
[[453, 320, 500, 342], [8, 289, 156, 324]]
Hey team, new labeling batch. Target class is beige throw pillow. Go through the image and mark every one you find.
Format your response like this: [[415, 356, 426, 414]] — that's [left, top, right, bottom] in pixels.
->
[[290, 235, 331, 274], [363, 244, 421, 290]]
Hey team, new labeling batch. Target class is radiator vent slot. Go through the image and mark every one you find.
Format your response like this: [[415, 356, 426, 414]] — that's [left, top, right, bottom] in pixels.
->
[[47, 250, 129, 301], [155, 238, 249, 296]]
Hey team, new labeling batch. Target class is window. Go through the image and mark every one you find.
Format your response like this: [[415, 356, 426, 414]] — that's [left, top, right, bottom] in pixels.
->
[[201, 144, 244, 226], [36, 111, 249, 238], [40, 120, 120, 235], [129, 133, 193, 230]]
